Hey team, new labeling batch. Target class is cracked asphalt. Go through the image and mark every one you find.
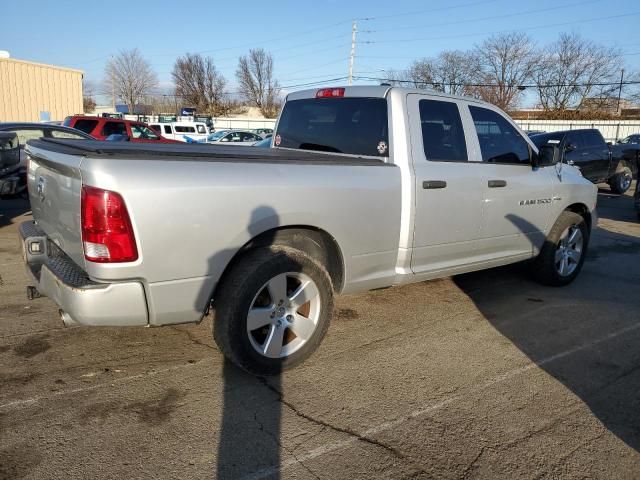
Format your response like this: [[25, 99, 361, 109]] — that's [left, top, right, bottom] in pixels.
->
[[1, 185, 640, 480]]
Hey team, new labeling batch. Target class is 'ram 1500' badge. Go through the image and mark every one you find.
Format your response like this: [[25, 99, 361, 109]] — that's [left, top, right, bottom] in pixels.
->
[[519, 198, 552, 206], [377, 141, 388, 155]]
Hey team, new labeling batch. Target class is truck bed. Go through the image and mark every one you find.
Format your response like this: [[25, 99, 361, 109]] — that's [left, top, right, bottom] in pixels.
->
[[27, 138, 389, 166]]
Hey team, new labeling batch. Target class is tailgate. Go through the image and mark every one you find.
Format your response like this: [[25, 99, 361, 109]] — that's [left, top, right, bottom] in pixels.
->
[[25, 142, 85, 269]]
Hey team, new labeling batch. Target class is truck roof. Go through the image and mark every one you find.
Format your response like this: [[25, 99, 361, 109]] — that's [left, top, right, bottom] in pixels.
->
[[287, 85, 495, 107]]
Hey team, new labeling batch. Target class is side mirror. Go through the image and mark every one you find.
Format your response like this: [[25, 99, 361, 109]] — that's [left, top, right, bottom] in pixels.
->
[[533, 144, 560, 168], [606, 141, 612, 146], [220, 137, 229, 142], [564, 143, 576, 152]]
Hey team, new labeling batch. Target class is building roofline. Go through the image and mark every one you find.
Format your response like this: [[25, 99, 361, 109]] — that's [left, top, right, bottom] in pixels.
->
[[0, 57, 83, 75]]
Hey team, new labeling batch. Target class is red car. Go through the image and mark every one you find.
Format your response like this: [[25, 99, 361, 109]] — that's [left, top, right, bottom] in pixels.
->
[[63, 116, 180, 143]]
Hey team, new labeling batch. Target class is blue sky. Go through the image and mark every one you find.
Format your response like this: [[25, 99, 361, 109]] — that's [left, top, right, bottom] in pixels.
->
[[2, 0, 639, 106]]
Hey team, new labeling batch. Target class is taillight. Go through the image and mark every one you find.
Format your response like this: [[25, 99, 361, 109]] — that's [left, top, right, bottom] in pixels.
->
[[81, 185, 138, 263], [316, 88, 345, 98]]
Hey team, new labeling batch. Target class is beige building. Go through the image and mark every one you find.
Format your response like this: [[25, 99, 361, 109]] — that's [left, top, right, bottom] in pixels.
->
[[0, 55, 83, 122]]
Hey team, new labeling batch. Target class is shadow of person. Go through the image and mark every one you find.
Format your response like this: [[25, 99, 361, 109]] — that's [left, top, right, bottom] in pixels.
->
[[198, 206, 284, 480], [454, 211, 640, 451]]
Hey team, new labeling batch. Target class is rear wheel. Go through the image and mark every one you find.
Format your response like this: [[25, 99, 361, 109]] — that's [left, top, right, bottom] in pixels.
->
[[213, 246, 334, 375], [608, 162, 633, 194], [532, 211, 589, 286]]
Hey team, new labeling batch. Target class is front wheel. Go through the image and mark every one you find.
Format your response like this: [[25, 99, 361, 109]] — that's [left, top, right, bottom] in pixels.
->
[[532, 211, 589, 286], [213, 246, 334, 375], [608, 163, 633, 194]]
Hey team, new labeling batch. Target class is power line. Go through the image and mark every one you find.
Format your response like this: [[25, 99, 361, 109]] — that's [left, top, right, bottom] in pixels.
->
[[353, 75, 640, 89], [361, 11, 640, 44], [369, 0, 601, 33]]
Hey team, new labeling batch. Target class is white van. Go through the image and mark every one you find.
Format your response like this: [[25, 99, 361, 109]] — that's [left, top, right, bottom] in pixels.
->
[[149, 122, 209, 143]]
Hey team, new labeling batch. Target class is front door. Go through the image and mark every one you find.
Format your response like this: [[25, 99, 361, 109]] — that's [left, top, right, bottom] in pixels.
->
[[466, 105, 556, 258], [408, 94, 486, 274]]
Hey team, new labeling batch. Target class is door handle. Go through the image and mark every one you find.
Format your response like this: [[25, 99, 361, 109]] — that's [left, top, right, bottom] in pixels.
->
[[488, 179, 507, 188], [423, 180, 447, 189]]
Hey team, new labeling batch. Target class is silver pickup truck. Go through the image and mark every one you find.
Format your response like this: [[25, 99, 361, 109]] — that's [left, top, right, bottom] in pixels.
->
[[21, 86, 597, 374]]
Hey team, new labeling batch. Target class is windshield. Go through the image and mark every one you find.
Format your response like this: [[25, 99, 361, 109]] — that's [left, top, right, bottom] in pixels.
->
[[207, 131, 228, 141], [529, 131, 565, 148], [276, 97, 389, 156]]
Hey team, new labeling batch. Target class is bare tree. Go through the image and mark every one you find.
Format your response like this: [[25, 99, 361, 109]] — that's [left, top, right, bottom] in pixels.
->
[[534, 33, 623, 111], [470, 32, 538, 110], [104, 49, 158, 113], [236, 49, 281, 118], [82, 79, 97, 113], [407, 51, 479, 95], [172, 53, 227, 116]]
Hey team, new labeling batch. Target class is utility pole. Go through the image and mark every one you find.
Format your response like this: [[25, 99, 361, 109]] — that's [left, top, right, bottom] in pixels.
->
[[616, 68, 625, 115], [348, 21, 357, 86]]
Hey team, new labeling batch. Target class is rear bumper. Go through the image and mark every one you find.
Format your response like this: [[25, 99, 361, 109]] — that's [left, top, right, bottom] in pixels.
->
[[20, 221, 148, 327]]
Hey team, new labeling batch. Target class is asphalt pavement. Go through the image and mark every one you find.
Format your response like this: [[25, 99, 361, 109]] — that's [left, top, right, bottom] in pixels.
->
[[1, 186, 639, 479]]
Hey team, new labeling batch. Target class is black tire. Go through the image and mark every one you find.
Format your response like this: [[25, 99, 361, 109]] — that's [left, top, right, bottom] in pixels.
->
[[608, 163, 633, 194], [532, 211, 589, 286], [213, 246, 334, 375]]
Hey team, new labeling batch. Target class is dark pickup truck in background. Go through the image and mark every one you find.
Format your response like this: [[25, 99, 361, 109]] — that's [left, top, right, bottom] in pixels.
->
[[531, 129, 637, 194]]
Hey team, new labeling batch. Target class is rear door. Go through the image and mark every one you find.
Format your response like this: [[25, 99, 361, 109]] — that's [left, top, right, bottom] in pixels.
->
[[466, 105, 555, 258], [408, 94, 485, 273], [564, 131, 601, 181], [582, 130, 612, 181]]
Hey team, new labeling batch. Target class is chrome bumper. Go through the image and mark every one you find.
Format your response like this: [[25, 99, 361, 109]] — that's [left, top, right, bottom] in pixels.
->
[[20, 221, 148, 327]]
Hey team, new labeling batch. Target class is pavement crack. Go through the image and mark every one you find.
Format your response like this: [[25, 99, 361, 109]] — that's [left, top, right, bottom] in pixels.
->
[[461, 445, 489, 479], [168, 326, 215, 350], [257, 377, 428, 477], [252, 411, 322, 480]]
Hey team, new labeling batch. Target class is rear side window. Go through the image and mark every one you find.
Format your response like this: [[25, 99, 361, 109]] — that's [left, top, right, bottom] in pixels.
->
[[49, 129, 87, 139], [276, 97, 388, 157], [164, 125, 172, 134], [196, 125, 206, 134], [12, 129, 45, 147], [102, 121, 127, 136], [73, 119, 99, 134], [469, 106, 530, 164], [419, 99, 467, 162], [175, 126, 196, 133]]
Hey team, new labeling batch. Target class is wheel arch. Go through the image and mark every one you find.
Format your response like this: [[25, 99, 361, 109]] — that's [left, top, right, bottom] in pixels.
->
[[564, 203, 592, 231], [211, 226, 345, 307]]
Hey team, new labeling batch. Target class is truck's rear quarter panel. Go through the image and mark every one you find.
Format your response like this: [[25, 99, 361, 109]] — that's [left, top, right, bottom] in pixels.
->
[[26, 141, 402, 326]]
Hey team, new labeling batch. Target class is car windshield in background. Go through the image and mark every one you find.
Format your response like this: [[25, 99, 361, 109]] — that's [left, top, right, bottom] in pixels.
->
[[276, 97, 389, 157], [529, 131, 565, 148], [207, 131, 228, 141]]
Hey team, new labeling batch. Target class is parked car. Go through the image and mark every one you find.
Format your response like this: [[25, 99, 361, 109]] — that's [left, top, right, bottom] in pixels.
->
[[202, 129, 264, 145], [618, 134, 640, 145], [149, 122, 209, 142], [252, 137, 272, 148], [635, 179, 640, 220], [21, 85, 597, 374], [0, 122, 93, 197], [64, 116, 178, 143], [530, 129, 637, 194], [253, 128, 274, 138]]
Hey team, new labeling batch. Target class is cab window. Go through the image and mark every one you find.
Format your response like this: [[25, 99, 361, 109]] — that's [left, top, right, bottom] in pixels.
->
[[419, 99, 468, 162], [469, 106, 530, 164], [196, 125, 206, 134]]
